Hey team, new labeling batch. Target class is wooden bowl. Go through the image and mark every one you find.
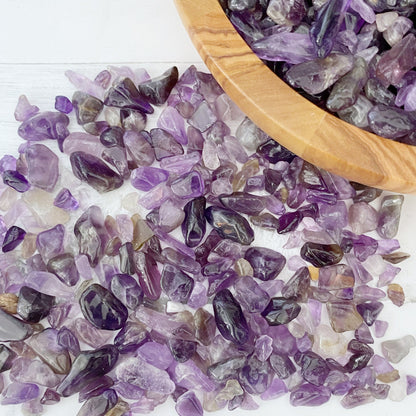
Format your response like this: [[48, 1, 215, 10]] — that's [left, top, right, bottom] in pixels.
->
[[174, 0, 416, 193]]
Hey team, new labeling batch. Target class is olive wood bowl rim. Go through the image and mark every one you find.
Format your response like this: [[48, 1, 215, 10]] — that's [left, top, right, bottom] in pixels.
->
[[174, 0, 416, 193]]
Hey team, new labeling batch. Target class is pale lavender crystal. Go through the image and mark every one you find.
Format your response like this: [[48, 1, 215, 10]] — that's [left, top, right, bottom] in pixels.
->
[[381, 335, 416, 363], [376, 34, 416, 86], [0, 308, 33, 342], [65, 70, 105, 100], [350, 0, 375, 23], [115, 356, 175, 394], [0, 155, 17, 174], [326, 57, 369, 112], [260, 378, 288, 400], [351, 367, 375, 388], [290, 383, 331, 406], [236, 117, 269, 152], [25, 143, 59, 192], [150, 128, 184, 161], [137, 342, 174, 370], [1, 382, 39, 405], [234, 276, 270, 313], [384, 16, 413, 47], [70, 318, 111, 348], [9, 357, 61, 387], [63, 132, 105, 155], [341, 387, 375, 408], [123, 130, 155, 167], [57, 326, 80, 356], [368, 105, 416, 139], [74, 206, 107, 267], [377, 195, 404, 239], [317, 201, 348, 231], [102, 146, 129, 179], [53, 188, 79, 211], [131, 167, 169, 191], [407, 375, 416, 395], [26, 328, 71, 374], [371, 354, 395, 377], [188, 101, 217, 132], [14, 95, 39, 122], [18, 111, 69, 142], [374, 320, 388, 338], [159, 152, 200, 176], [175, 391, 203, 416], [348, 202, 378, 234], [157, 106, 188, 145], [36, 224, 65, 261], [170, 171, 204, 200], [94, 70, 111, 89], [252, 32, 315, 64], [377, 263, 400, 287], [172, 360, 216, 392], [286, 53, 354, 94]]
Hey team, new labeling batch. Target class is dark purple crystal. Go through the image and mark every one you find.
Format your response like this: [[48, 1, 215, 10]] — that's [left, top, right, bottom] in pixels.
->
[[138, 66, 179, 105], [161, 264, 195, 304], [2, 225, 26, 253], [104, 78, 154, 114], [205, 206, 254, 245], [0, 344, 16, 373], [256, 139, 296, 164], [17, 286, 55, 323], [57, 345, 119, 397], [181, 196, 206, 248], [219, 192, 265, 216], [244, 246, 286, 281], [261, 297, 301, 326], [47, 253, 80, 286], [356, 301, 384, 326], [2, 170, 30, 192], [168, 338, 197, 363], [213, 289, 249, 345], [300, 242, 343, 267], [295, 351, 330, 386], [100, 126, 125, 148], [72, 91, 104, 125], [70, 151, 123, 193], [269, 352, 296, 379], [79, 283, 128, 331]]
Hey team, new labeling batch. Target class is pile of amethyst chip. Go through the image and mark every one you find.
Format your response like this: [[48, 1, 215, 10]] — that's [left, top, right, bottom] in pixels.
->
[[221, 0, 416, 144], [0, 63, 414, 416]]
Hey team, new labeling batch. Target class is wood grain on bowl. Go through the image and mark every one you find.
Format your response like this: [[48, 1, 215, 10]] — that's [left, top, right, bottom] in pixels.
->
[[174, 0, 416, 193]]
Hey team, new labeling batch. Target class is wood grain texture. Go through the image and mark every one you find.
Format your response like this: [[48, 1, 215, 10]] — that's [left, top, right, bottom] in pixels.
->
[[174, 0, 416, 193]]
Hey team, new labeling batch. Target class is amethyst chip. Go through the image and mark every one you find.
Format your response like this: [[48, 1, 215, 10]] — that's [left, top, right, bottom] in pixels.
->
[[79, 284, 128, 331]]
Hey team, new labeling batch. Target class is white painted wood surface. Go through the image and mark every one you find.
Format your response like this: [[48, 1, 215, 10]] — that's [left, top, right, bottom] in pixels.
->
[[0, 1, 415, 415]]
